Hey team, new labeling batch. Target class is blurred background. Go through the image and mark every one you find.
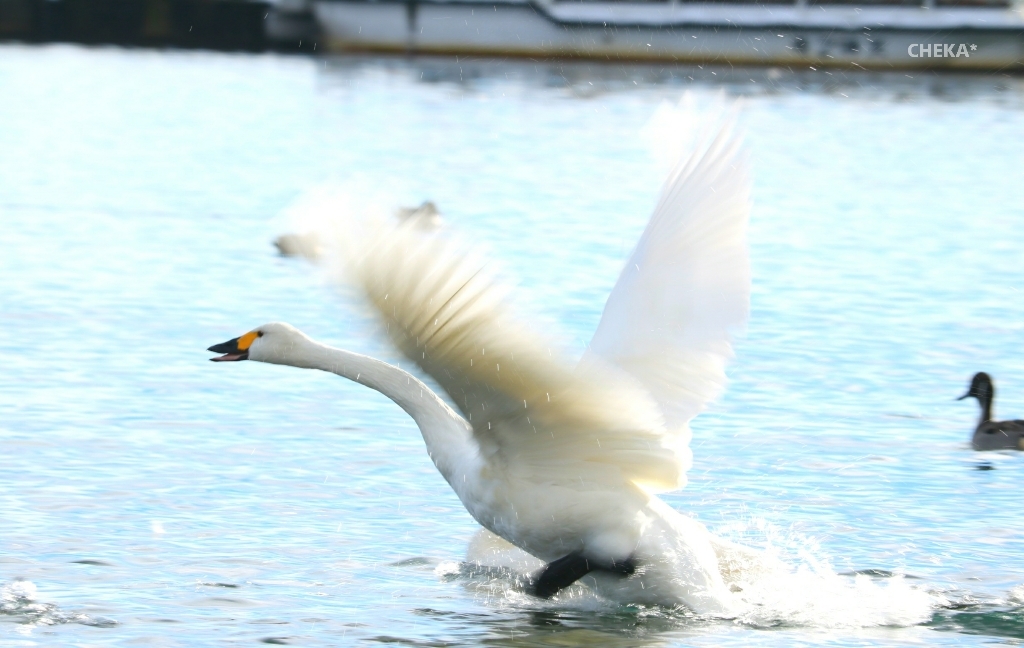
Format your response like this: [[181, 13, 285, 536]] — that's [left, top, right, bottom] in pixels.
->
[[0, 0, 1021, 68]]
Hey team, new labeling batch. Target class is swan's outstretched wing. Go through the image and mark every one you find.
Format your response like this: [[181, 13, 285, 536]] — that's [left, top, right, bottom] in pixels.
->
[[587, 122, 751, 432], [334, 221, 686, 492]]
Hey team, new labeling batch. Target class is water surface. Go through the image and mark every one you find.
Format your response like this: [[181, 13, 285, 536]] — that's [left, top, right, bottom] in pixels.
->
[[1, 45, 1023, 646]]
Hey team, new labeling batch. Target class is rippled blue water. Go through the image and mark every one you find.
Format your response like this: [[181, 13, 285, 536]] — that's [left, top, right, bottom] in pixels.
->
[[1, 44, 1023, 646]]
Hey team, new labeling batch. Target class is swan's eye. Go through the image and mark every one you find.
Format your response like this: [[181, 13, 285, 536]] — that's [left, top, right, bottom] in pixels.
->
[[257, 331, 264, 337]]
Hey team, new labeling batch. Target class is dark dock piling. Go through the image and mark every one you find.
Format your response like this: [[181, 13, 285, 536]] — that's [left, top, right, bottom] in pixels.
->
[[0, 0, 316, 51]]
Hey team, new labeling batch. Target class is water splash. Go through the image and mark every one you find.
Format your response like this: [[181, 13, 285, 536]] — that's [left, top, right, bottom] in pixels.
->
[[713, 518, 940, 629], [733, 560, 937, 629], [0, 580, 116, 630], [451, 526, 939, 630]]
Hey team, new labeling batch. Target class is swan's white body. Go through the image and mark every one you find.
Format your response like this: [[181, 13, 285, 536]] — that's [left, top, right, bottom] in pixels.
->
[[216, 122, 754, 614]]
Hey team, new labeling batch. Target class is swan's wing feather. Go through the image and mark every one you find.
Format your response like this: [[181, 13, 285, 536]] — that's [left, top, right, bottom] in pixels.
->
[[338, 222, 685, 491], [588, 123, 751, 431]]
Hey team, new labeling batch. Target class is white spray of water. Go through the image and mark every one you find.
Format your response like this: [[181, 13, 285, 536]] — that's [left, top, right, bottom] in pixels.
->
[[456, 524, 940, 629], [1, 580, 38, 604], [716, 518, 941, 628], [1006, 585, 1024, 606], [0, 580, 117, 630], [733, 556, 938, 629]]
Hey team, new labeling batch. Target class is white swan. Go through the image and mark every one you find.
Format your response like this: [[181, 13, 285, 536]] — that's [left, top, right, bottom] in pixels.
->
[[208, 123, 754, 614]]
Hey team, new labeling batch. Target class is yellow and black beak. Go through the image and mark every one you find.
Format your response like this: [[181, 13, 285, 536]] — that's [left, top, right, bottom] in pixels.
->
[[208, 330, 259, 362]]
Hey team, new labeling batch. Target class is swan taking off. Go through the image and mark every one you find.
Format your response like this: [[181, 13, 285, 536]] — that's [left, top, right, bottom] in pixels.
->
[[208, 122, 753, 614]]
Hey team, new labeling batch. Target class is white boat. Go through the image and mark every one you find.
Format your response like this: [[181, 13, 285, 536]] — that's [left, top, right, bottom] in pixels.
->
[[311, 0, 1024, 70]]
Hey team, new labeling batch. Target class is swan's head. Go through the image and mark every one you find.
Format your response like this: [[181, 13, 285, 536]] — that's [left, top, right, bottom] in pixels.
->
[[958, 372, 994, 403], [208, 322, 311, 364]]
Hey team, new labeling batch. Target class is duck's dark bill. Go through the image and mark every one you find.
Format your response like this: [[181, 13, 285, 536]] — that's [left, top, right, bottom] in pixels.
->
[[208, 338, 249, 362]]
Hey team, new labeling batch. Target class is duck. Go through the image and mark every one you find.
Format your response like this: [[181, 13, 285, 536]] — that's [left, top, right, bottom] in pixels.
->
[[958, 372, 1024, 451], [208, 122, 762, 614]]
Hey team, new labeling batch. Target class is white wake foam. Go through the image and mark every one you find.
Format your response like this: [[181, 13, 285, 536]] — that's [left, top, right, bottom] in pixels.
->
[[456, 526, 941, 629], [0, 580, 116, 630]]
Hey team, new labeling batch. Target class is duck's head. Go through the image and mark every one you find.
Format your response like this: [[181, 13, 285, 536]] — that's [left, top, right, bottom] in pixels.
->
[[958, 372, 994, 403], [208, 322, 310, 365]]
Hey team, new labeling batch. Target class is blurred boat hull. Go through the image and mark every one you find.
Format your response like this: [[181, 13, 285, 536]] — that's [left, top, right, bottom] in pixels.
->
[[315, 0, 1024, 70]]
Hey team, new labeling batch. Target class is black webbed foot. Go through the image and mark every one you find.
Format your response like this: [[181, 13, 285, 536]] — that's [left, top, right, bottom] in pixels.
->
[[530, 552, 637, 599], [604, 556, 637, 576]]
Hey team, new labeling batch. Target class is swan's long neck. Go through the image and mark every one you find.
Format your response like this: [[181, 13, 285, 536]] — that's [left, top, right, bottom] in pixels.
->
[[263, 338, 476, 487]]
